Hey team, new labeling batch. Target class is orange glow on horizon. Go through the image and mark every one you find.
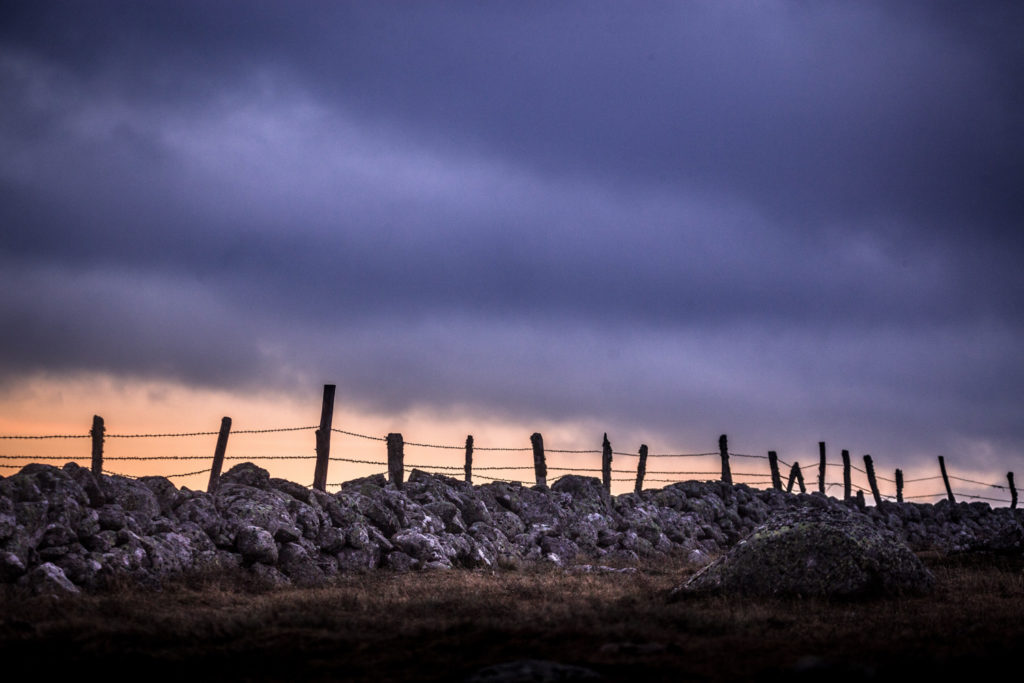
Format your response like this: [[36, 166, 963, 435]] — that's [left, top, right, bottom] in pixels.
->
[[0, 373, 1015, 503]]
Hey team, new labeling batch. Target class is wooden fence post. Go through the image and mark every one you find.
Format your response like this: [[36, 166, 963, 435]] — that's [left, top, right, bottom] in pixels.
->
[[895, 468, 904, 503], [90, 415, 105, 477], [634, 444, 648, 494], [768, 451, 782, 490], [531, 433, 547, 488], [856, 489, 866, 510], [1009, 472, 1017, 509], [864, 455, 882, 506], [313, 384, 336, 491], [818, 442, 826, 495], [207, 416, 232, 494], [387, 433, 404, 489], [719, 434, 732, 484], [842, 449, 851, 501], [601, 433, 612, 493], [938, 455, 955, 504], [464, 435, 473, 484], [786, 462, 805, 493]]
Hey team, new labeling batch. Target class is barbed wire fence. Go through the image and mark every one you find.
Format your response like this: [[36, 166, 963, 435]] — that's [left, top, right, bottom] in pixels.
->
[[0, 385, 1018, 508]]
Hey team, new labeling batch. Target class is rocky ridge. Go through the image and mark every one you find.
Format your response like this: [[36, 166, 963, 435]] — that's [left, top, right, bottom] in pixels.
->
[[1, 462, 1021, 594]]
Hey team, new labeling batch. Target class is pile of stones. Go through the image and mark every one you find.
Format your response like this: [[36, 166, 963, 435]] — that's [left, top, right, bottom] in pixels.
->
[[1, 461, 1020, 594]]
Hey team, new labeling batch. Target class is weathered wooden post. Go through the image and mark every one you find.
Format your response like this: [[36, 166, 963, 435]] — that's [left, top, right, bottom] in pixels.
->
[[842, 449, 851, 501], [312, 384, 336, 491], [634, 444, 648, 494], [855, 489, 866, 510], [895, 468, 904, 503], [601, 433, 612, 493], [817, 442, 826, 495], [1009, 472, 1017, 509], [207, 416, 232, 493], [719, 434, 732, 485], [387, 433, 404, 488], [786, 462, 805, 493], [464, 435, 474, 484], [863, 455, 882, 506], [938, 455, 955, 503], [90, 415, 105, 477], [768, 450, 782, 490], [531, 432, 547, 488]]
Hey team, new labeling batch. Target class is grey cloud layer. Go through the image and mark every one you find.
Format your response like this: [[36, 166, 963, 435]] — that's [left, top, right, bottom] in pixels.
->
[[1, 2, 1022, 467]]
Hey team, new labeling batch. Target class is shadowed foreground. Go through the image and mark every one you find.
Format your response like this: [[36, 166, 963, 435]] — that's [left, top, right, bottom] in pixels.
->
[[1, 554, 1021, 682]]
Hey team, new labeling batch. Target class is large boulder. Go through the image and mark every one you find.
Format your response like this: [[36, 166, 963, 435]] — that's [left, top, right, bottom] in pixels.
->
[[675, 507, 934, 598]]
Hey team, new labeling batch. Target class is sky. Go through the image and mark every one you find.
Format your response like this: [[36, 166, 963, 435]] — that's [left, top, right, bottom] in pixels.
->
[[1, 2, 1022, 501]]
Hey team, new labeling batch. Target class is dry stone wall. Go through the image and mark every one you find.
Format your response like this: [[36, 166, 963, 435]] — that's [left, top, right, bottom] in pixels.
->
[[1, 461, 1021, 594]]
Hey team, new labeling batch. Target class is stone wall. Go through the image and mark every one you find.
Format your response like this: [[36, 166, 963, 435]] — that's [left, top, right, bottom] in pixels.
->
[[1, 461, 1021, 594]]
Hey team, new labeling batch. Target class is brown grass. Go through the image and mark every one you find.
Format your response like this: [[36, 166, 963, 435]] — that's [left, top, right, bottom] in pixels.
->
[[1, 553, 1021, 682]]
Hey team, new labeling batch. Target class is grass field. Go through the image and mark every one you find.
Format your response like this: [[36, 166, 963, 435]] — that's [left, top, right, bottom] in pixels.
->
[[1, 553, 1021, 682]]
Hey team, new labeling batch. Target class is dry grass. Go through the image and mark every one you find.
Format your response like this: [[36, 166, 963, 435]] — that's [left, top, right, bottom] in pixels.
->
[[1, 553, 1022, 681]]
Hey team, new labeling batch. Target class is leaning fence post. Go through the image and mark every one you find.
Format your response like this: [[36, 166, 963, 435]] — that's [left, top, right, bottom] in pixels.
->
[[818, 442, 826, 495], [1009, 472, 1017, 509], [531, 433, 547, 488], [786, 461, 804, 493], [313, 384, 336, 491], [464, 435, 474, 484], [90, 415, 105, 477], [207, 416, 232, 493], [864, 455, 882, 506], [634, 444, 648, 494], [387, 433, 404, 489], [601, 433, 612, 493], [768, 451, 782, 490], [938, 455, 955, 504], [895, 468, 904, 503], [719, 434, 732, 484], [842, 449, 851, 501]]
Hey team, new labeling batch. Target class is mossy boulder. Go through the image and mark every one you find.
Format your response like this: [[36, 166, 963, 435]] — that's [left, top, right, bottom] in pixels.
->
[[675, 507, 934, 598]]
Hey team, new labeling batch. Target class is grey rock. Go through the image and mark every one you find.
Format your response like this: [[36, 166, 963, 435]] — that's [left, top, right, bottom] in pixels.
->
[[676, 507, 934, 598], [20, 562, 80, 596], [235, 525, 279, 565]]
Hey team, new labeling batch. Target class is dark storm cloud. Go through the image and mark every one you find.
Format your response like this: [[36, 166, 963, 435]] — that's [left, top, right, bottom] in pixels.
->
[[1, 1, 1023, 468]]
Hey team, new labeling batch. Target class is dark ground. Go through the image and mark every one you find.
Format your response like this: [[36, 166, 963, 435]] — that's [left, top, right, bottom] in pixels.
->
[[1, 553, 1021, 682]]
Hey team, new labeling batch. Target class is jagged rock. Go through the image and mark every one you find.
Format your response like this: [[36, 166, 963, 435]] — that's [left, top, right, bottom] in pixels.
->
[[220, 462, 270, 489], [277, 542, 326, 587], [20, 562, 80, 596], [235, 525, 278, 565], [676, 507, 935, 598], [101, 475, 161, 529]]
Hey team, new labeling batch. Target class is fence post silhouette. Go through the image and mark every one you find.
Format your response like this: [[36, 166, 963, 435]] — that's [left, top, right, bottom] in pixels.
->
[[464, 435, 473, 484], [90, 415, 105, 476], [531, 433, 547, 488], [635, 444, 648, 494], [842, 449, 851, 501], [719, 434, 732, 484], [207, 416, 232, 494], [864, 455, 882, 506], [856, 489, 866, 510], [768, 451, 782, 490], [1009, 472, 1017, 509], [818, 442, 826, 495], [786, 462, 805, 493], [312, 384, 336, 491], [895, 468, 904, 503], [387, 433, 404, 489], [938, 455, 955, 503], [601, 433, 612, 493]]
